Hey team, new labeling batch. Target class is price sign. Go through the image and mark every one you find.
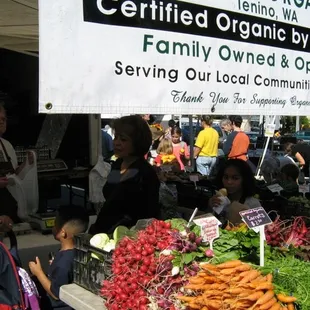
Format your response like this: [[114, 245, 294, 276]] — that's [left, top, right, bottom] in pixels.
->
[[267, 183, 283, 193], [299, 184, 308, 195], [239, 207, 272, 229], [189, 175, 199, 183], [265, 124, 276, 137], [193, 215, 221, 245]]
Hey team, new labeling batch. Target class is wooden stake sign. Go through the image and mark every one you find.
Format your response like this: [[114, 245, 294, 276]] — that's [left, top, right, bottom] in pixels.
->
[[239, 207, 273, 267]]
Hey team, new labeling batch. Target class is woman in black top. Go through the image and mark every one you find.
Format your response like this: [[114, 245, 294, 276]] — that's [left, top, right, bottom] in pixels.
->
[[89, 115, 160, 234]]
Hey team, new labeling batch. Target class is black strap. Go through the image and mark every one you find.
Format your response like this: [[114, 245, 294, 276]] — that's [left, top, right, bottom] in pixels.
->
[[0, 139, 11, 163]]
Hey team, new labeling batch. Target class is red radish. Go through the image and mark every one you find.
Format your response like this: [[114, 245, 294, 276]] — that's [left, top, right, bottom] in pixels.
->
[[205, 249, 214, 257]]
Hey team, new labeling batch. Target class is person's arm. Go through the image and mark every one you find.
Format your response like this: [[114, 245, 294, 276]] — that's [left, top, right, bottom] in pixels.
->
[[184, 143, 190, 160], [15, 151, 34, 176], [36, 270, 58, 299], [295, 152, 305, 167], [29, 257, 58, 299], [194, 132, 204, 158]]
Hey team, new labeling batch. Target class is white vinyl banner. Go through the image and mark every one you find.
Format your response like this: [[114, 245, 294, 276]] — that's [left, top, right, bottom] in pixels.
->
[[39, 0, 310, 115]]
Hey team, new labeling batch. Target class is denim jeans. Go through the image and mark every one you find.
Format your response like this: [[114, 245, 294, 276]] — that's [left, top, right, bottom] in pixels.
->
[[196, 156, 217, 176]]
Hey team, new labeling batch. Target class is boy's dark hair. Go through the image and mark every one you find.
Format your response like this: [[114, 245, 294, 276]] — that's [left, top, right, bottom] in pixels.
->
[[230, 115, 243, 128], [168, 119, 176, 128], [281, 164, 299, 180], [55, 205, 89, 234]]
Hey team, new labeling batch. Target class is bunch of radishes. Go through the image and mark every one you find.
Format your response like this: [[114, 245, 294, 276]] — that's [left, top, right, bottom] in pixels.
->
[[283, 216, 309, 248], [265, 215, 287, 247], [101, 220, 204, 310], [265, 215, 309, 248], [101, 220, 176, 310], [169, 230, 203, 253]]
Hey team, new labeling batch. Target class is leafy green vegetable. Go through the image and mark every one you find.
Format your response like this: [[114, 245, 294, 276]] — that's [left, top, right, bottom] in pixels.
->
[[209, 229, 260, 263], [172, 250, 204, 268], [261, 256, 310, 310], [167, 218, 188, 231]]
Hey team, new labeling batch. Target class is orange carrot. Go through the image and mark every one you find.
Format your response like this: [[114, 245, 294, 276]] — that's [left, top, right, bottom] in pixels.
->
[[203, 289, 223, 296], [239, 289, 255, 297], [287, 303, 295, 310], [239, 270, 260, 283], [269, 302, 281, 310], [256, 290, 275, 305], [187, 302, 201, 309], [259, 297, 277, 309], [218, 275, 231, 282], [240, 270, 253, 277], [183, 284, 203, 290], [253, 282, 274, 291], [228, 287, 243, 295], [189, 277, 205, 284], [220, 267, 238, 275], [231, 275, 241, 282], [200, 263, 218, 270], [266, 273, 273, 283], [203, 276, 217, 283], [204, 300, 222, 309], [208, 283, 228, 290], [281, 307, 288, 310], [236, 263, 252, 272], [176, 296, 196, 302], [276, 294, 297, 303], [252, 276, 266, 284], [217, 260, 242, 269], [244, 290, 264, 301]]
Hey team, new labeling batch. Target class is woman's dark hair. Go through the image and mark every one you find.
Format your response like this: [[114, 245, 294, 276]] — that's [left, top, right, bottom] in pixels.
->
[[171, 126, 182, 136], [215, 159, 256, 200], [113, 115, 152, 157], [283, 142, 294, 154]]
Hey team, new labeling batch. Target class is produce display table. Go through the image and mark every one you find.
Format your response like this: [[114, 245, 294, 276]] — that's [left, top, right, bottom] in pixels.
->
[[60, 284, 105, 310]]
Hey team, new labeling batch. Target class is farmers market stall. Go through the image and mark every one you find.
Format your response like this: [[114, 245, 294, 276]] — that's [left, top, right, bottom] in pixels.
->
[[37, 0, 310, 308], [59, 216, 310, 310]]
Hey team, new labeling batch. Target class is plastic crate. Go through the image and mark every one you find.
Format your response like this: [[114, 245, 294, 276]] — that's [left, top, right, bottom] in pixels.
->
[[73, 233, 113, 295]]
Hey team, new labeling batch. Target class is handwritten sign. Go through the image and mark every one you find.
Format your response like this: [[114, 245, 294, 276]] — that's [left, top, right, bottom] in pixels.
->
[[239, 207, 272, 229], [265, 124, 276, 138], [189, 175, 199, 183], [193, 215, 221, 244], [267, 183, 283, 193], [299, 185, 309, 195]]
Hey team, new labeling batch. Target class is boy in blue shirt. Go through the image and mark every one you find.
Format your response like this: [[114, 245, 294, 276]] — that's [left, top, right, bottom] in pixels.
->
[[29, 206, 89, 309]]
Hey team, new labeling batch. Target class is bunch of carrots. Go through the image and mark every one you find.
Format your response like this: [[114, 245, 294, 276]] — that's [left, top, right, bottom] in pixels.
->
[[177, 260, 297, 310]]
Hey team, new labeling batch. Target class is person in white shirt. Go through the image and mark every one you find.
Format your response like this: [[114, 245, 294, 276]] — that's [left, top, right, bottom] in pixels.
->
[[0, 104, 33, 222]]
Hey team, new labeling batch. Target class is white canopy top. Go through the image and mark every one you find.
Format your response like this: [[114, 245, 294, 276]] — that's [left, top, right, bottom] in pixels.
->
[[0, 0, 38, 56]]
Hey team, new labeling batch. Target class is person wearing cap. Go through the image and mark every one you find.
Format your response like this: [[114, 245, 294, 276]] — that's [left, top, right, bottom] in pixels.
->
[[223, 115, 250, 162]]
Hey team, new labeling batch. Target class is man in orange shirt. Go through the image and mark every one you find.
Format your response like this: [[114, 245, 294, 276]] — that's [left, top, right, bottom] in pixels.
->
[[223, 116, 249, 161]]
